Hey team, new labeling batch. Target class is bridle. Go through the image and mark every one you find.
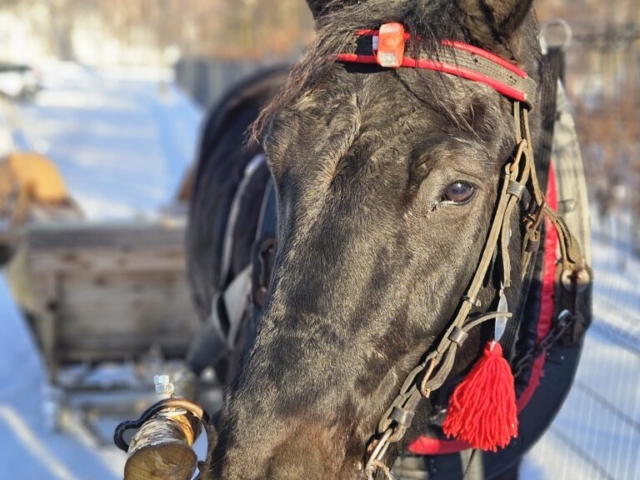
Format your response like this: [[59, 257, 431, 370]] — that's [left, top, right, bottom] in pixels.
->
[[337, 23, 588, 479], [112, 23, 590, 480]]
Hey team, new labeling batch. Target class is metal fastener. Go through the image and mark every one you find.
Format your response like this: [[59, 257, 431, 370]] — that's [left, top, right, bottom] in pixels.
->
[[154, 374, 175, 396]]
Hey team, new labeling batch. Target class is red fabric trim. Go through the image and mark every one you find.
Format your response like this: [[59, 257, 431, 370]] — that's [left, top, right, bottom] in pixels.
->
[[516, 165, 558, 411], [355, 29, 379, 36], [407, 166, 559, 456], [407, 436, 470, 455], [336, 53, 528, 103], [336, 53, 379, 64], [440, 41, 528, 78]]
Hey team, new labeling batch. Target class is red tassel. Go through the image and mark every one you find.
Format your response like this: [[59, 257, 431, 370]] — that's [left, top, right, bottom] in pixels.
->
[[442, 341, 518, 452]]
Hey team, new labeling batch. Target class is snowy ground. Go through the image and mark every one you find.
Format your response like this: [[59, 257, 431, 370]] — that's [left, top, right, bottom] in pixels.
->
[[522, 218, 640, 480], [13, 63, 202, 220], [0, 67, 638, 480]]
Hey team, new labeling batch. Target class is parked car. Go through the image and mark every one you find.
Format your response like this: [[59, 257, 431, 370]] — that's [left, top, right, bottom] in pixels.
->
[[0, 63, 40, 98]]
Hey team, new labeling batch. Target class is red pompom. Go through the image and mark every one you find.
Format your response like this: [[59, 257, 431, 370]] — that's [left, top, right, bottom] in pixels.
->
[[442, 341, 518, 452]]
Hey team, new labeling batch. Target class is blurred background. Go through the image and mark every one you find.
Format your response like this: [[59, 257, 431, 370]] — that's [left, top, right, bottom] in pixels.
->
[[0, 1, 637, 479]]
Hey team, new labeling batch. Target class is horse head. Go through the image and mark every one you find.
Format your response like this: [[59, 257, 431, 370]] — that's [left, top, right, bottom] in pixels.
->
[[204, 0, 542, 478]]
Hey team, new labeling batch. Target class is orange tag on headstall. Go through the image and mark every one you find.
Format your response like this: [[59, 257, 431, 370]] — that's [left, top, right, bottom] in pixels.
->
[[375, 23, 406, 68]]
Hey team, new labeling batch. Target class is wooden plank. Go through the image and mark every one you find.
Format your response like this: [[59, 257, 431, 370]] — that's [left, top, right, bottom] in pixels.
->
[[6, 222, 204, 366], [53, 270, 199, 361], [28, 247, 186, 273], [56, 343, 194, 364], [24, 223, 186, 250]]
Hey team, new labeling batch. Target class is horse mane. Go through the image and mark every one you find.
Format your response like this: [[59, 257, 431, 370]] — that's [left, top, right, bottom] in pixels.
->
[[193, 65, 290, 201]]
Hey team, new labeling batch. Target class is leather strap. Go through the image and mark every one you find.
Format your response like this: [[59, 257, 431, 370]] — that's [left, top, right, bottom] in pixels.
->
[[186, 267, 252, 375], [220, 153, 266, 289]]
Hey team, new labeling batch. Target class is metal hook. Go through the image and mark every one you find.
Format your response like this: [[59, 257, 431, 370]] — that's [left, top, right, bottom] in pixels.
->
[[541, 18, 573, 51]]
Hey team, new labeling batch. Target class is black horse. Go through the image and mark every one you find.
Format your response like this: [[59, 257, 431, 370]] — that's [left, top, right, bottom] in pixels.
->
[[186, 1, 590, 479]]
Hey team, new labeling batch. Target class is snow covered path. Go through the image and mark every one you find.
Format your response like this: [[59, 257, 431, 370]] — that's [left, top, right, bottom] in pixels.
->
[[0, 275, 126, 480], [0, 69, 637, 479], [523, 222, 640, 480], [15, 65, 202, 219]]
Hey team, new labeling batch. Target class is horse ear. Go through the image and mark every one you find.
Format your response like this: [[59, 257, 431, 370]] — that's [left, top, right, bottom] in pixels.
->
[[305, 1, 331, 19], [456, 0, 535, 42]]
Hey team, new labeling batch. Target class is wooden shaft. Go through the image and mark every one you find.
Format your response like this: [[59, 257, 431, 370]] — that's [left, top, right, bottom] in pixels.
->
[[124, 410, 202, 480]]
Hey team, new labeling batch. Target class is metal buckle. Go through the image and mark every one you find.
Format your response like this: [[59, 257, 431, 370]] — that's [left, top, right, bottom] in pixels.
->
[[375, 23, 406, 68]]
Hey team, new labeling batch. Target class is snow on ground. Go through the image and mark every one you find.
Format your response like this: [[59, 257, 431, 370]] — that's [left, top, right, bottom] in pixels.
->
[[14, 63, 202, 220], [522, 216, 640, 480], [0, 275, 124, 480], [0, 67, 638, 479]]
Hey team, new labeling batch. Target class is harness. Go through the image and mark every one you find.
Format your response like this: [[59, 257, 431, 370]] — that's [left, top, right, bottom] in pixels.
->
[[334, 23, 591, 479]]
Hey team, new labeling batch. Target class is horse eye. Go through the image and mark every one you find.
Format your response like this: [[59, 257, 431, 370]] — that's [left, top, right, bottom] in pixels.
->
[[443, 181, 475, 204]]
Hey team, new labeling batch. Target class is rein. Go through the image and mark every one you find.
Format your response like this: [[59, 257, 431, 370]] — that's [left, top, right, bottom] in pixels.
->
[[336, 23, 589, 479]]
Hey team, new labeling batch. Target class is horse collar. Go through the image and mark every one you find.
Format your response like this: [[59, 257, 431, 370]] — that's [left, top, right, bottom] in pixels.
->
[[337, 22, 538, 109]]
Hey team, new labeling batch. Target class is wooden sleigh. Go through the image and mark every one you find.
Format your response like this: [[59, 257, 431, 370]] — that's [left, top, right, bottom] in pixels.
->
[[4, 221, 204, 433]]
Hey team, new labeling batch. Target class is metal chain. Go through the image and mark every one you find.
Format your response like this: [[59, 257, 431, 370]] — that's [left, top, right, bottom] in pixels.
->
[[366, 307, 576, 479], [365, 364, 426, 477], [366, 428, 395, 479], [365, 312, 509, 478], [512, 309, 574, 379]]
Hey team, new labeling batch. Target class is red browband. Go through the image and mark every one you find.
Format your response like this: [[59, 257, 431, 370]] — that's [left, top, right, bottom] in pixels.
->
[[337, 23, 537, 108]]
